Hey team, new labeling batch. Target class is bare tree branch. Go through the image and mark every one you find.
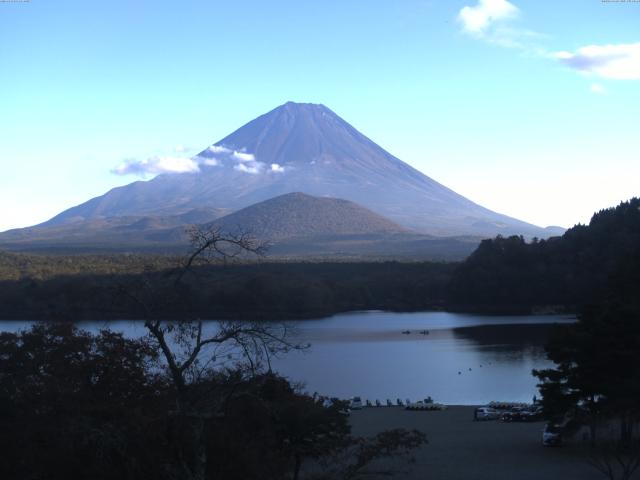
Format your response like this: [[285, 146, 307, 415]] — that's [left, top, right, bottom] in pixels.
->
[[587, 440, 640, 480], [112, 225, 299, 480], [174, 225, 268, 285]]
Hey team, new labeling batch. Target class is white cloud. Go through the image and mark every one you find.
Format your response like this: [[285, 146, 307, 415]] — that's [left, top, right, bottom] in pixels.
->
[[458, 0, 519, 35], [174, 144, 193, 153], [232, 151, 255, 162], [234, 162, 264, 174], [457, 3, 639, 86], [457, 1, 548, 52], [224, 147, 263, 173], [112, 153, 225, 176], [112, 144, 263, 177], [111, 156, 200, 176], [270, 163, 285, 173], [590, 83, 608, 95], [555, 43, 640, 80], [207, 145, 231, 154]]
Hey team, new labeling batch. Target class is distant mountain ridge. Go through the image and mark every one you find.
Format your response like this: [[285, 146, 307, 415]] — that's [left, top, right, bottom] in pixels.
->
[[0, 193, 480, 259], [0, 208, 226, 249], [38, 102, 562, 238]]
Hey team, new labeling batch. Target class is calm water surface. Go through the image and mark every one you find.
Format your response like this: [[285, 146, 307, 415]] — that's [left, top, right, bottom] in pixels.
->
[[1, 311, 574, 405]]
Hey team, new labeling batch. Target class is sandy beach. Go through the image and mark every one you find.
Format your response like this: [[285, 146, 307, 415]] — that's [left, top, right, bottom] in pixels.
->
[[350, 406, 602, 480]]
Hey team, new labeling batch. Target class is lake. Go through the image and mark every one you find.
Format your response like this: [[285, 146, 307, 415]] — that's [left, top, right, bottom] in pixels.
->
[[0, 311, 574, 405]]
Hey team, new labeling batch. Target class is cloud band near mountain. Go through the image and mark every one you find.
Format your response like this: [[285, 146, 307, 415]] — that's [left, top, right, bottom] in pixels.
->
[[111, 156, 200, 176], [112, 146, 286, 177]]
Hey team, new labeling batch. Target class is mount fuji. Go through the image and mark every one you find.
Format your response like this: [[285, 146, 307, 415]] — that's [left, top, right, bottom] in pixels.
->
[[2, 102, 563, 254]]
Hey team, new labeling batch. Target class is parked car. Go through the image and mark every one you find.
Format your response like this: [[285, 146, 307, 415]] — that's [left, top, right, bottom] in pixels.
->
[[542, 423, 563, 446], [501, 407, 531, 422], [350, 396, 363, 410], [474, 407, 501, 421], [502, 406, 543, 422], [501, 408, 522, 422]]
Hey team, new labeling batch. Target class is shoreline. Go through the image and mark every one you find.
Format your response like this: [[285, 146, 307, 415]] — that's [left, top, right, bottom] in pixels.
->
[[0, 308, 577, 323]]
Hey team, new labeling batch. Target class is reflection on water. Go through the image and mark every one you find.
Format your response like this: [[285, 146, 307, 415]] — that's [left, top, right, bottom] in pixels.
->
[[0, 311, 574, 405], [270, 312, 574, 405]]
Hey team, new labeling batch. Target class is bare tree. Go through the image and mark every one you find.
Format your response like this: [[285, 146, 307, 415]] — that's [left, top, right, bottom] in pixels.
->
[[174, 225, 268, 284], [119, 225, 302, 480], [587, 440, 640, 480]]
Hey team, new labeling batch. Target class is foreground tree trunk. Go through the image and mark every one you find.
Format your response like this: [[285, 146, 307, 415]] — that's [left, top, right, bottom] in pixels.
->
[[293, 453, 302, 480], [184, 412, 206, 480], [121, 227, 298, 479]]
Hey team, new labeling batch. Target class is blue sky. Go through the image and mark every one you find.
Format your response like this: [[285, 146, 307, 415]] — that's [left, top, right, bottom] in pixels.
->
[[1, 0, 639, 231]]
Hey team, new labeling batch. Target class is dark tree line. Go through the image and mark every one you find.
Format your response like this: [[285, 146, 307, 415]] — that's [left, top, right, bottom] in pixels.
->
[[532, 258, 640, 479], [0, 322, 426, 480], [0, 261, 455, 321], [0, 323, 167, 479], [529, 213, 640, 478], [443, 197, 640, 476], [448, 198, 640, 313], [3, 198, 640, 320]]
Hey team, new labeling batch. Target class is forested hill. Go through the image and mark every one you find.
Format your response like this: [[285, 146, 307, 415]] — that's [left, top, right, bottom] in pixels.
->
[[210, 192, 407, 239], [447, 198, 640, 313], [0, 257, 455, 321]]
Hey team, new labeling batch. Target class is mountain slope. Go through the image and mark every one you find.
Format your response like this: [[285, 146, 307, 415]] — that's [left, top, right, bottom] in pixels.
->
[[0, 208, 227, 251], [202, 192, 480, 259], [210, 192, 407, 239], [39, 102, 559, 238], [0, 193, 479, 259]]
